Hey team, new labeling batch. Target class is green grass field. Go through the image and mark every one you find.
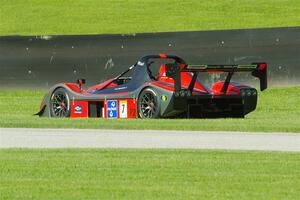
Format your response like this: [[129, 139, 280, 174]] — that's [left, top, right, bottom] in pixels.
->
[[1, 0, 300, 36], [0, 86, 299, 132], [0, 149, 299, 200]]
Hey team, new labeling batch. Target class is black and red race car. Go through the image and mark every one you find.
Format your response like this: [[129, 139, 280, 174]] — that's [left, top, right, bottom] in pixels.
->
[[36, 54, 267, 119]]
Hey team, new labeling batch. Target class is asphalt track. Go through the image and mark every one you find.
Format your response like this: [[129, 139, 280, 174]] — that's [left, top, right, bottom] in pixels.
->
[[0, 128, 299, 152]]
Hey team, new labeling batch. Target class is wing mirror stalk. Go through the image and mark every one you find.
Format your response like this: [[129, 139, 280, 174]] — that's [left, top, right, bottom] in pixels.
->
[[77, 79, 86, 90]]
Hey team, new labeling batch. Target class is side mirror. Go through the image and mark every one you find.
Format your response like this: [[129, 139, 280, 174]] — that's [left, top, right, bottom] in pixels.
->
[[77, 79, 86, 90]]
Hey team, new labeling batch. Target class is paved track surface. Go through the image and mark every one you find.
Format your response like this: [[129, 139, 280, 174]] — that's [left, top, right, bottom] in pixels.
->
[[0, 128, 299, 152]]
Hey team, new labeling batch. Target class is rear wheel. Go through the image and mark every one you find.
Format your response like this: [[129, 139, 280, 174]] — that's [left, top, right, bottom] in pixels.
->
[[138, 88, 160, 119], [50, 88, 70, 117]]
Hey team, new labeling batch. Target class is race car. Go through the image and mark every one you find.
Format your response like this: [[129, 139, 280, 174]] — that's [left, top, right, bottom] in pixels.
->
[[36, 54, 267, 118]]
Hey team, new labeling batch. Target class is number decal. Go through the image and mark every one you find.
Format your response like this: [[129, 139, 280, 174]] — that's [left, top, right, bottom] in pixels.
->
[[119, 100, 127, 118], [122, 104, 125, 113]]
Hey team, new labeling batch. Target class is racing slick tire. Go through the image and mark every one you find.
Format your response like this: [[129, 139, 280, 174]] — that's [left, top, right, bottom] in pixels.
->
[[138, 88, 160, 119], [49, 88, 71, 118]]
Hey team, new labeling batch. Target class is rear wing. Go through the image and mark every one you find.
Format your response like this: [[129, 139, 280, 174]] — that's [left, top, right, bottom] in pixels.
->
[[165, 63, 267, 93]]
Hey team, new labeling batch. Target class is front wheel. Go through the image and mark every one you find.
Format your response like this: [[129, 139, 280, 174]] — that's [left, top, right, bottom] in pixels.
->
[[137, 88, 160, 119], [49, 88, 71, 117]]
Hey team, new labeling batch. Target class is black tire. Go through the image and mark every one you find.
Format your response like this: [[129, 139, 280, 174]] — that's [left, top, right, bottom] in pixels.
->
[[49, 88, 71, 118], [138, 88, 160, 119]]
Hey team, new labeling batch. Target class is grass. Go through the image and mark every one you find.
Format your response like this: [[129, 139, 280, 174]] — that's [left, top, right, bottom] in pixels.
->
[[0, 149, 299, 200], [0, 0, 300, 36], [0, 86, 299, 132]]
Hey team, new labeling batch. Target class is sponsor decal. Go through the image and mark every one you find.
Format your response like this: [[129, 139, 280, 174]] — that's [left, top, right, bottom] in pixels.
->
[[119, 100, 128, 118], [161, 95, 167, 101], [106, 100, 118, 118], [114, 86, 127, 90], [74, 105, 82, 114]]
